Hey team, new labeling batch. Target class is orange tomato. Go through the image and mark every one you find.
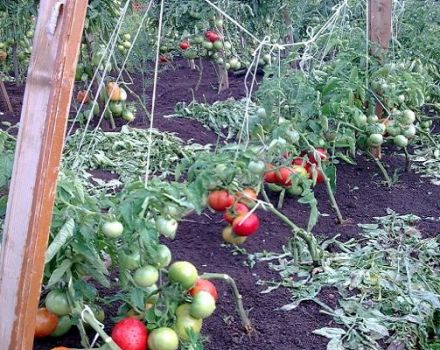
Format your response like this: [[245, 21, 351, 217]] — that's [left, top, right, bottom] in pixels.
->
[[106, 82, 121, 101]]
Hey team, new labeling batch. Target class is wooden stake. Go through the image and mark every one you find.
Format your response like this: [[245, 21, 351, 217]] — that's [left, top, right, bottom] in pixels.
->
[[0, 78, 13, 113], [368, 0, 392, 159], [0, 1, 88, 349]]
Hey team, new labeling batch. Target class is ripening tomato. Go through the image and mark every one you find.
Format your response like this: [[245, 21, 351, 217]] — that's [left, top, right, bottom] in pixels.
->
[[208, 190, 235, 211], [179, 41, 190, 50], [35, 308, 59, 338], [236, 188, 257, 207], [275, 167, 293, 187], [224, 202, 249, 224], [232, 213, 260, 237], [291, 165, 308, 179], [264, 164, 277, 183], [189, 279, 218, 301], [222, 226, 247, 244], [308, 148, 328, 164], [76, 90, 90, 104], [159, 55, 169, 63], [106, 82, 121, 101]]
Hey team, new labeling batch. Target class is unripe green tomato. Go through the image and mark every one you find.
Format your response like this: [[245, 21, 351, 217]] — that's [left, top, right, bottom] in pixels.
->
[[393, 135, 408, 148], [133, 265, 159, 288], [190, 291, 216, 319], [102, 221, 124, 238], [168, 261, 198, 289], [148, 327, 179, 350], [368, 133, 383, 147]]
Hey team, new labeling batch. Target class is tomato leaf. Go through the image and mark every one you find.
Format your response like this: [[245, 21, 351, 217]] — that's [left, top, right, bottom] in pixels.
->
[[45, 218, 75, 264], [47, 259, 73, 287]]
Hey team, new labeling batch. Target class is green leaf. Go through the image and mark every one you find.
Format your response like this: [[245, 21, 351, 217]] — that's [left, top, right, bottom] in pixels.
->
[[45, 218, 75, 264], [47, 259, 72, 287]]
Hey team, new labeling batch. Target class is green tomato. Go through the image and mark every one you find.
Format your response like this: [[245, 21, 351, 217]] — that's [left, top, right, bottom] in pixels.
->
[[45, 290, 71, 316], [109, 102, 123, 116], [190, 291, 216, 319], [202, 41, 213, 50], [119, 88, 127, 101], [102, 221, 124, 238], [153, 244, 172, 268], [401, 110, 416, 125], [119, 250, 141, 270], [367, 123, 386, 135], [213, 41, 223, 51], [248, 160, 266, 175], [156, 216, 178, 239], [263, 54, 271, 64], [386, 120, 401, 136], [353, 113, 367, 127], [133, 265, 159, 288], [223, 41, 232, 50], [368, 134, 383, 147], [168, 261, 198, 289], [193, 36, 204, 44], [176, 303, 191, 318], [123, 33, 131, 41], [402, 124, 416, 139], [256, 108, 267, 118], [393, 135, 408, 148], [50, 315, 72, 337], [367, 115, 379, 124], [122, 109, 135, 122], [287, 185, 303, 196], [148, 327, 179, 350], [174, 314, 203, 341]]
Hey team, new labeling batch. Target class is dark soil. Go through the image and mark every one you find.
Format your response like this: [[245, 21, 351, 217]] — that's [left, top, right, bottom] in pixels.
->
[[3, 59, 439, 350]]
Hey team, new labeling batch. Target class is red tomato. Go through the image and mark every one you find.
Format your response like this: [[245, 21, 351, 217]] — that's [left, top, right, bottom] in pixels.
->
[[189, 279, 218, 301], [111, 317, 148, 350], [179, 41, 190, 50], [159, 55, 169, 63], [292, 157, 305, 166], [308, 148, 328, 164], [35, 308, 59, 338], [232, 213, 260, 237], [208, 190, 235, 211], [224, 203, 249, 223], [264, 164, 277, 183], [205, 31, 220, 42], [275, 167, 293, 187]]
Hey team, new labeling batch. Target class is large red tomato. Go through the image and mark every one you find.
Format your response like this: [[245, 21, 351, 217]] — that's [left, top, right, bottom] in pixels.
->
[[208, 190, 235, 211], [232, 213, 260, 237]]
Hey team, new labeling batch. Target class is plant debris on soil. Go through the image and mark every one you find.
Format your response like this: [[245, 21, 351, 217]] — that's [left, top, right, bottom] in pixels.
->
[[2, 59, 440, 350]]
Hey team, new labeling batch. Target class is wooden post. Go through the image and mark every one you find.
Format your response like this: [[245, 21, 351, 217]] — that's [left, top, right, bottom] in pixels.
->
[[0, 78, 13, 113], [368, 0, 392, 158], [368, 0, 392, 53], [0, 1, 87, 349]]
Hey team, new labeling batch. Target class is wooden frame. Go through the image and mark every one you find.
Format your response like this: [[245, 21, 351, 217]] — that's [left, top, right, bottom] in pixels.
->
[[0, 1, 88, 348]]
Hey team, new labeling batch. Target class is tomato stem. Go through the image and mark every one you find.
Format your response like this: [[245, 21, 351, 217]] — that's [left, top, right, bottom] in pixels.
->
[[261, 186, 321, 265], [200, 272, 253, 333], [367, 151, 392, 187], [277, 188, 285, 209]]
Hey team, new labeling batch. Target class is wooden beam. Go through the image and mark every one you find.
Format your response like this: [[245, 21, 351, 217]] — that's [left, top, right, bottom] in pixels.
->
[[0, 1, 88, 349], [368, 0, 393, 54]]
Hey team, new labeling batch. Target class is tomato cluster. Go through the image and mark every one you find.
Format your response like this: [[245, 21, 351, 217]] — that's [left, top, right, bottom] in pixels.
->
[[264, 148, 329, 194], [208, 188, 260, 245], [110, 263, 218, 350]]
